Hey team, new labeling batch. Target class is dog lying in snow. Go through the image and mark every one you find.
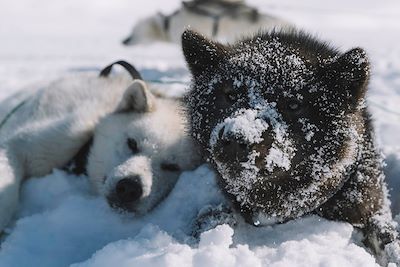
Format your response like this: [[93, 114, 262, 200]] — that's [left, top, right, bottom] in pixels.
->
[[122, 0, 292, 45], [181, 29, 400, 265], [0, 62, 201, 232]]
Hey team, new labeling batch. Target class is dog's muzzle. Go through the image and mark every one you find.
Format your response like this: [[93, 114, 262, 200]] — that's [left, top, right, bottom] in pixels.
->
[[107, 176, 143, 211], [212, 127, 272, 164]]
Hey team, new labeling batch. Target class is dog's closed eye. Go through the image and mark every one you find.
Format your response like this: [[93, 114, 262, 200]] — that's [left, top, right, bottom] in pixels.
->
[[287, 99, 302, 112], [161, 162, 180, 172], [127, 138, 139, 153]]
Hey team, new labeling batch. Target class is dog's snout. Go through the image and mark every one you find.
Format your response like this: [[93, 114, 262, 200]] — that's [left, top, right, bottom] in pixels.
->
[[225, 138, 248, 159], [115, 177, 143, 203], [214, 126, 273, 165], [215, 132, 250, 163]]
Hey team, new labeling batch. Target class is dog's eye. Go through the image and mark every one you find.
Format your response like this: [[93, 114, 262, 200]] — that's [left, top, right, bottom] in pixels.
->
[[217, 81, 245, 107], [225, 90, 237, 102], [287, 100, 301, 112], [161, 162, 181, 172], [221, 84, 238, 103], [127, 138, 139, 153]]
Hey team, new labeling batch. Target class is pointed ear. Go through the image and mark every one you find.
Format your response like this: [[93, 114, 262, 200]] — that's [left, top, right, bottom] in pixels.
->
[[330, 48, 370, 106], [181, 29, 227, 76], [156, 12, 168, 29], [116, 80, 155, 113]]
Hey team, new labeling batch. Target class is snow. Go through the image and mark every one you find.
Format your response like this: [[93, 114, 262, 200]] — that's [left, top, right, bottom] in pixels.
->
[[0, 169, 380, 267], [210, 109, 270, 146], [298, 118, 318, 141], [1, 0, 400, 266]]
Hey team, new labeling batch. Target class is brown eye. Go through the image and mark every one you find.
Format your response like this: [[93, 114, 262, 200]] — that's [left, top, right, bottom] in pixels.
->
[[127, 138, 139, 153], [225, 90, 235, 101], [161, 163, 181, 172], [223, 86, 237, 102], [218, 81, 238, 103], [288, 100, 301, 111]]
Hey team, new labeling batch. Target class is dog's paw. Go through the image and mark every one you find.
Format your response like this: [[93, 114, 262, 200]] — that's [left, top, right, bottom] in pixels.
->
[[384, 240, 400, 266], [192, 204, 237, 239]]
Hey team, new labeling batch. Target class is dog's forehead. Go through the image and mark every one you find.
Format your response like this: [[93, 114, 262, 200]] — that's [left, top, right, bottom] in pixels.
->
[[125, 117, 197, 167], [122, 107, 186, 149], [222, 40, 316, 97]]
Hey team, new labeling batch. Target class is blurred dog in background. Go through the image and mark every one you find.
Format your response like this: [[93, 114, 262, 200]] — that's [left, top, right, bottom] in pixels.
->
[[122, 0, 293, 45]]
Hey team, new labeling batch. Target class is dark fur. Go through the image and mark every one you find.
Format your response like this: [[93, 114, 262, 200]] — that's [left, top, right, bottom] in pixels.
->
[[63, 137, 93, 175], [182, 29, 399, 264]]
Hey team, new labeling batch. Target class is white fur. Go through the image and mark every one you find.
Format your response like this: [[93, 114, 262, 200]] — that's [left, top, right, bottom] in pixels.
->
[[87, 94, 201, 214], [0, 73, 201, 232], [123, 4, 293, 45]]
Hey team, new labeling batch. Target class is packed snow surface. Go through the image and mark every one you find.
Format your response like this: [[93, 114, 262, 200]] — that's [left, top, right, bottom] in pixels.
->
[[0, 169, 380, 267], [1, 0, 400, 266]]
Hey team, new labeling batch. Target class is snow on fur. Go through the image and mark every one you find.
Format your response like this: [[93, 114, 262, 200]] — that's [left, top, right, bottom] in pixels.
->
[[185, 28, 371, 224], [209, 103, 296, 207]]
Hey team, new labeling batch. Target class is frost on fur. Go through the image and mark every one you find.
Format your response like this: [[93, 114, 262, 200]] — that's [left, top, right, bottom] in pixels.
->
[[182, 29, 400, 262]]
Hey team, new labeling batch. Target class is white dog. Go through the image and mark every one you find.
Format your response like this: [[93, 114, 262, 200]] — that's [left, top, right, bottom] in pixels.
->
[[122, 0, 292, 45], [0, 63, 201, 232]]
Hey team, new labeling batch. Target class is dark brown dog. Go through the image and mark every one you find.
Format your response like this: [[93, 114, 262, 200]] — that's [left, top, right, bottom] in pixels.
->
[[182, 29, 400, 265]]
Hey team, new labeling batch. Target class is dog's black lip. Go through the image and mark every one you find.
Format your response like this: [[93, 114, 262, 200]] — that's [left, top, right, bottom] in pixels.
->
[[106, 194, 137, 213]]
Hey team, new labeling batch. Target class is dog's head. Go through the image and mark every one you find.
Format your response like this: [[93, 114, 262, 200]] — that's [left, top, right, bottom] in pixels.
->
[[87, 80, 201, 214], [122, 13, 168, 45], [182, 30, 370, 224]]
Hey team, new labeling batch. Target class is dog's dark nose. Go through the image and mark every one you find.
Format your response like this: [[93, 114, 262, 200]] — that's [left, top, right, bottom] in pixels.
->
[[214, 129, 250, 163], [220, 137, 250, 162], [115, 178, 143, 203], [214, 126, 273, 166]]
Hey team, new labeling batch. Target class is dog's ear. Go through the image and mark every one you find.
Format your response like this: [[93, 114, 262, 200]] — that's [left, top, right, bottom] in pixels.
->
[[116, 80, 155, 113], [327, 48, 370, 107], [182, 29, 227, 76], [156, 12, 168, 30]]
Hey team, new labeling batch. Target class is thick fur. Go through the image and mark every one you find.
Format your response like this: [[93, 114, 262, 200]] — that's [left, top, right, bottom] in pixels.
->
[[87, 86, 202, 213], [122, 0, 292, 45], [182, 29, 400, 265], [0, 73, 201, 232]]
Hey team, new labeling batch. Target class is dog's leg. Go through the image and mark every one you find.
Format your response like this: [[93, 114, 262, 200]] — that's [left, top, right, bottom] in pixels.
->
[[315, 130, 400, 265], [363, 212, 400, 266], [191, 204, 237, 239], [11, 115, 96, 178], [318, 169, 400, 265], [0, 115, 96, 234], [0, 148, 23, 233]]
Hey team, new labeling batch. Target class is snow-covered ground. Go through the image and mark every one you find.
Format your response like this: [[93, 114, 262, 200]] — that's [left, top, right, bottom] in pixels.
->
[[0, 0, 400, 266]]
